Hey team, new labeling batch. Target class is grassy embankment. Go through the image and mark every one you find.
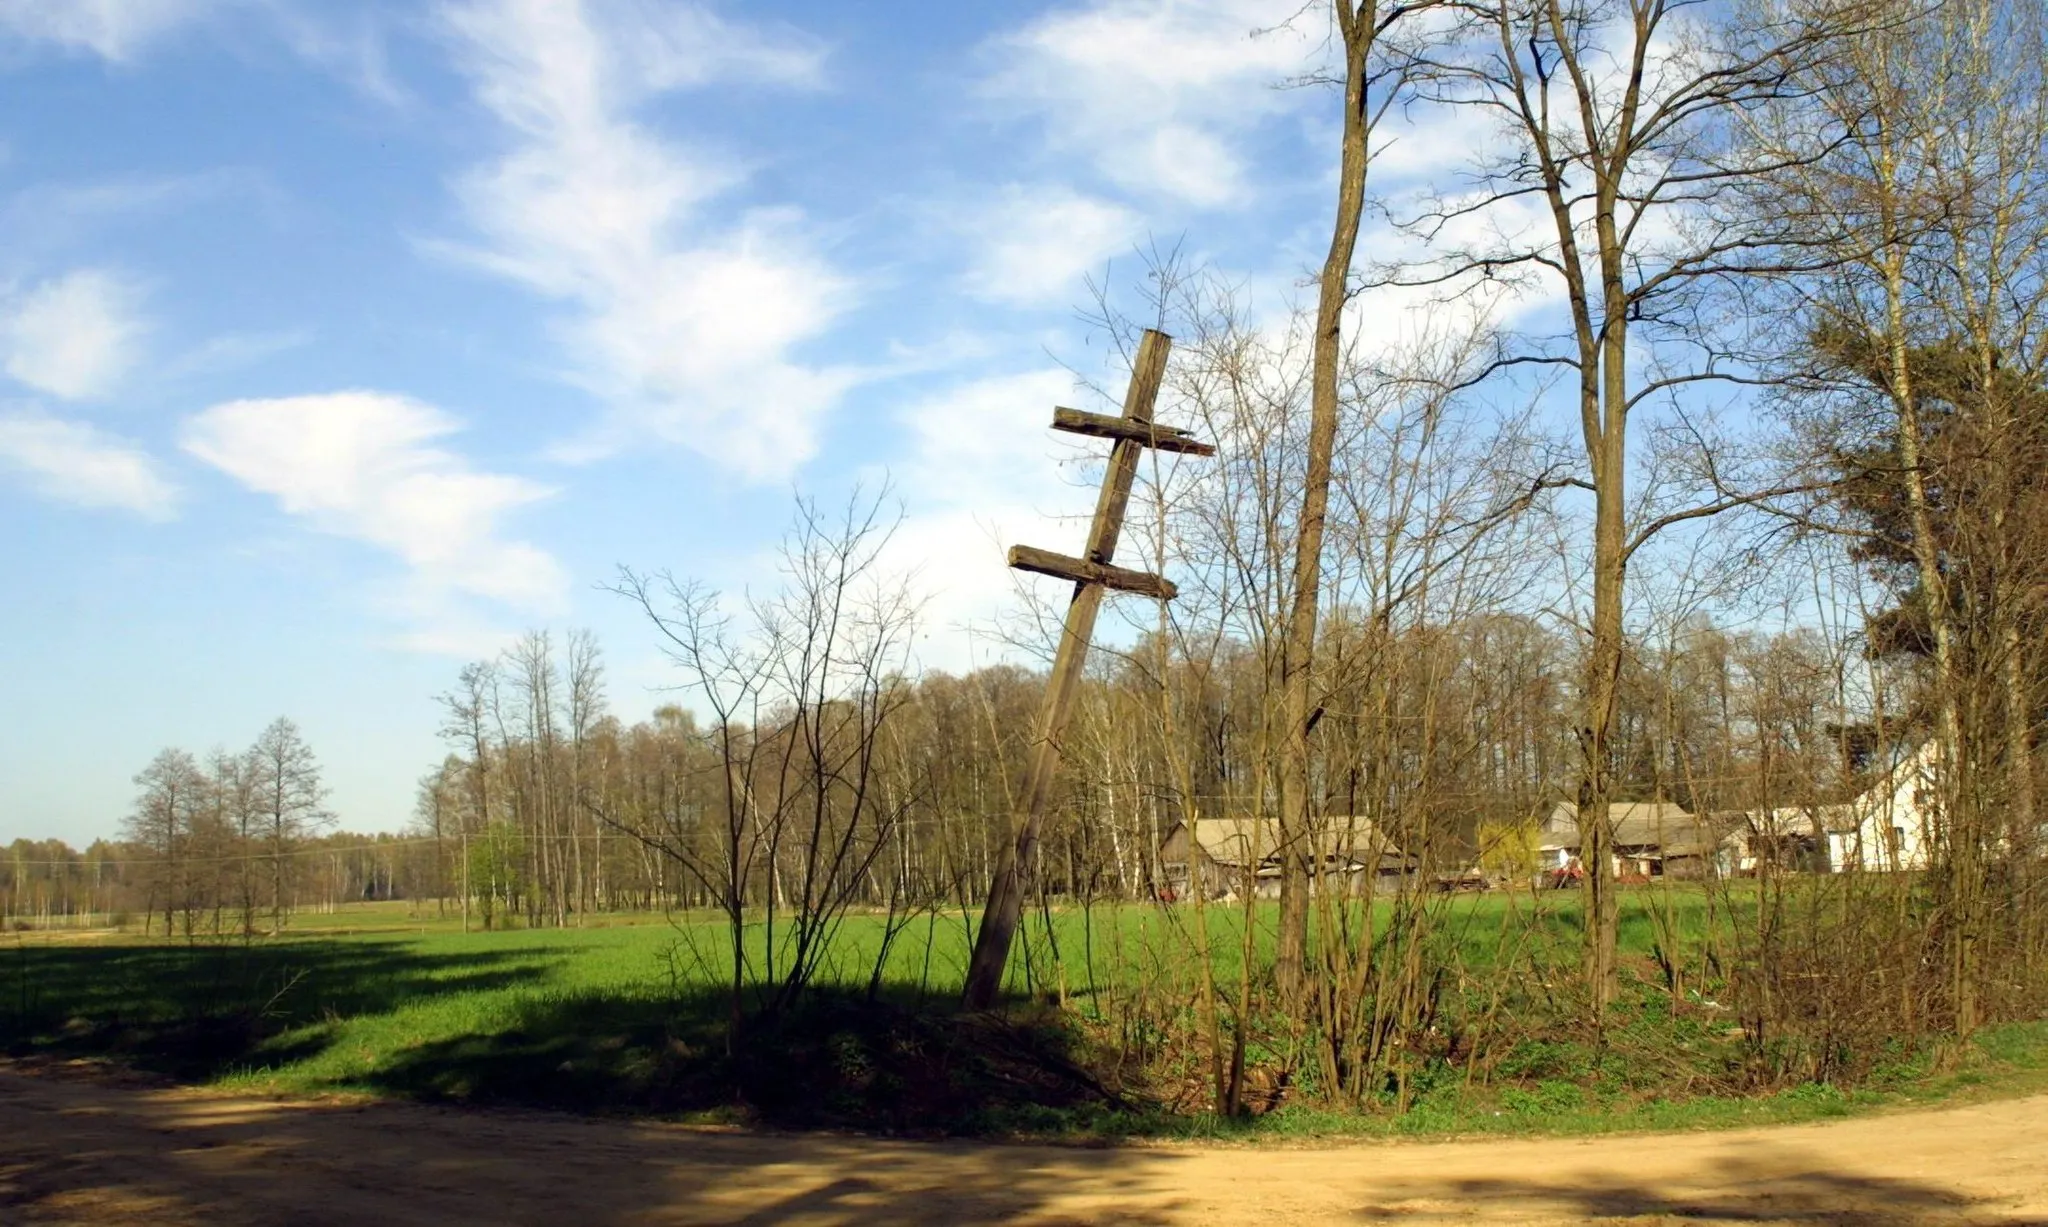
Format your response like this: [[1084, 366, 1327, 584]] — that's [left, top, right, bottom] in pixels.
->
[[4, 892, 2045, 1138]]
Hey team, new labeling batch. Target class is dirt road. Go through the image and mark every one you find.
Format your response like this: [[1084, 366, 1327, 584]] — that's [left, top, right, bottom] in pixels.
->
[[5, 1064, 2046, 1226]]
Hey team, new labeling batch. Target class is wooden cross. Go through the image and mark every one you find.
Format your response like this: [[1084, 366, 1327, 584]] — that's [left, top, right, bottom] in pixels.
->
[[961, 328, 1214, 1009]]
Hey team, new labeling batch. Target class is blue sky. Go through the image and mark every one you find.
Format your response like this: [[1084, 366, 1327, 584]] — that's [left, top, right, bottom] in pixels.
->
[[2, 0, 1508, 844]]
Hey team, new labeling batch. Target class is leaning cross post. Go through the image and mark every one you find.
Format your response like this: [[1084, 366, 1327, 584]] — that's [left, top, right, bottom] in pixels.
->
[[961, 328, 1212, 1009]]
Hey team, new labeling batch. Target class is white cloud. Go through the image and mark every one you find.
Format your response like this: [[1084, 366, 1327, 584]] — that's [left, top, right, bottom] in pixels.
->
[[181, 391, 565, 612], [0, 0, 217, 62], [984, 0, 1320, 210], [268, 5, 410, 106], [896, 368, 1078, 506], [2, 171, 266, 258], [162, 328, 309, 381], [0, 408, 177, 518], [0, 269, 148, 401], [0, 1, 420, 103], [881, 368, 1110, 669], [607, 0, 825, 92], [438, 0, 851, 478], [959, 185, 1140, 308]]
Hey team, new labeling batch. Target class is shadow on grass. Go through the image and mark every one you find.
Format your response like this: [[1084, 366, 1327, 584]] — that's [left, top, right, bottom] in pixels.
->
[[352, 984, 1137, 1135], [13, 935, 2033, 1149], [0, 939, 553, 1081], [0, 938, 1137, 1135]]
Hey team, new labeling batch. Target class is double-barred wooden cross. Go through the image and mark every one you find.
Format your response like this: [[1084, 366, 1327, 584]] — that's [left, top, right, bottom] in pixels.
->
[[962, 328, 1214, 1009]]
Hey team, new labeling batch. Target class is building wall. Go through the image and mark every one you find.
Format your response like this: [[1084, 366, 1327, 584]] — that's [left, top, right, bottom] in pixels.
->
[[1827, 745, 1938, 872]]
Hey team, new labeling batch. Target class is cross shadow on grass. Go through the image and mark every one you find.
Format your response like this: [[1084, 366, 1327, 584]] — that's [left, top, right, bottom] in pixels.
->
[[0, 938, 1141, 1136], [352, 983, 1139, 1135]]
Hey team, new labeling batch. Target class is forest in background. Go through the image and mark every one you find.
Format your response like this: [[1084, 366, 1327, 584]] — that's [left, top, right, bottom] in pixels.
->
[[1, 609, 1890, 931]]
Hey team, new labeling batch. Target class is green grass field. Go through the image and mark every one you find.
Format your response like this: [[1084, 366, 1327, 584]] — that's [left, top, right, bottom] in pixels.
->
[[6, 893, 2046, 1138]]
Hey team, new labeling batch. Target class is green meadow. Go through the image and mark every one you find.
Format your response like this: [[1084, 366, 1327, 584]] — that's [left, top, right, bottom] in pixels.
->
[[5, 892, 2046, 1138]]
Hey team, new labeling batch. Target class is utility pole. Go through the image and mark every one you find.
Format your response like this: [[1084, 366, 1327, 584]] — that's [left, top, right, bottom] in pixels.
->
[[961, 329, 1212, 1009]]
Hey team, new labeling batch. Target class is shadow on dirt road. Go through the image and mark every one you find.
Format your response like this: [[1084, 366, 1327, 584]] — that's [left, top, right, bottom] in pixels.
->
[[0, 1065, 1181, 1226], [1349, 1143, 2044, 1225], [7, 1063, 2048, 1225]]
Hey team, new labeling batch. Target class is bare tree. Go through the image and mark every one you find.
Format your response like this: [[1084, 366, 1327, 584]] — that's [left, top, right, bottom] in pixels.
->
[[611, 487, 922, 1030], [1758, 0, 2048, 1031], [1274, 0, 1439, 998], [1393, 0, 1863, 1017], [437, 660, 501, 929], [414, 757, 465, 918], [124, 748, 207, 937], [244, 717, 332, 932], [565, 628, 608, 916], [208, 748, 258, 936], [506, 632, 563, 925]]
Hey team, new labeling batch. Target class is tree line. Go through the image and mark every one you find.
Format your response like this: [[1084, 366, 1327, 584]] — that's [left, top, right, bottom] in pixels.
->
[[394, 610, 1864, 921], [9, 596, 1866, 936], [3, 717, 413, 933]]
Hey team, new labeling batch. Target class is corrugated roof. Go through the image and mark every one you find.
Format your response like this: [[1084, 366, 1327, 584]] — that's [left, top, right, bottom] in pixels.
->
[[1541, 802, 1713, 856], [1165, 815, 1409, 869], [1739, 805, 1852, 837]]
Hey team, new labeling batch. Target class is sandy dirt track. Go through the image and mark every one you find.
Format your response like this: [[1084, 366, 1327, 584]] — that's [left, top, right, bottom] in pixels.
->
[[5, 1064, 2048, 1226]]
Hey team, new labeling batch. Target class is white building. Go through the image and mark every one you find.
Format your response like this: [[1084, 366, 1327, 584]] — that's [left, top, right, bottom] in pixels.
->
[[1824, 741, 1942, 871]]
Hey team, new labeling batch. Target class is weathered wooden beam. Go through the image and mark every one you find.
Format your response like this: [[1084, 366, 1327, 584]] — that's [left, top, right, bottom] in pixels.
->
[[963, 328, 1176, 1012], [1050, 407, 1217, 456], [1007, 545, 1177, 600]]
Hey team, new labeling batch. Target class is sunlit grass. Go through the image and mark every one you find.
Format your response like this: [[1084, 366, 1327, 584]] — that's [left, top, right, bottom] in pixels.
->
[[6, 886, 2042, 1138]]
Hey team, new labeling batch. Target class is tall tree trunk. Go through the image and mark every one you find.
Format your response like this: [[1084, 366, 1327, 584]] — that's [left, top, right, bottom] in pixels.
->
[[1578, 423, 1627, 1014], [1878, 175, 1975, 1030], [2006, 627, 2037, 836], [1578, 191, 1633, 1018], [1278, 0, 1376, 1000]]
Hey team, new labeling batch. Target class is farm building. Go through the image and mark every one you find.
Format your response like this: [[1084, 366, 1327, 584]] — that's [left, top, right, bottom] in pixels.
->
[[1722, 805, 1838, 875], [1694, 742, 1963, 875], [1822, 741, 1941, 871], [1725, 743, 1942, 873], [1158, 816, 1414, 900], [1536, 801, 1717, 880]]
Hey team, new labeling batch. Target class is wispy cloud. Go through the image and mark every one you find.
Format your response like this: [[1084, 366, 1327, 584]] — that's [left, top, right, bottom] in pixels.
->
[[983, 0, 1320, 211], [0, 407, 177, 518], [878, 367, 1104, 668], [162, 329, 310, 381], [181, 391, 566, 613], [1, 170, 272, 260], [958, 184, 1140, 308], [437, 0, 853, 479], [266, 5, 410, 106], [0, 0, 220, 63], [0, 0, 419, 106], [0, 269, 149, 401]]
